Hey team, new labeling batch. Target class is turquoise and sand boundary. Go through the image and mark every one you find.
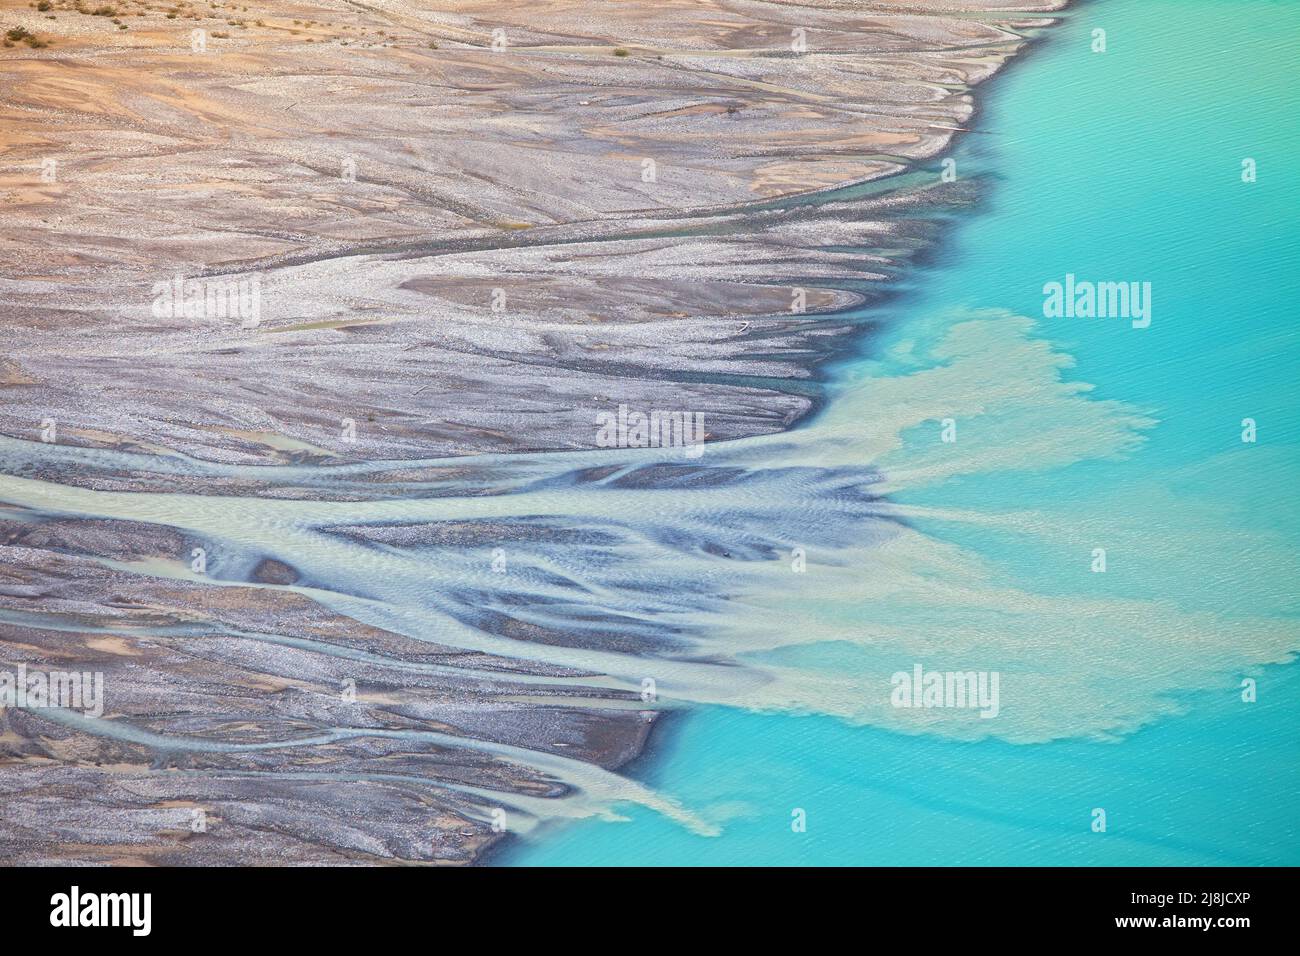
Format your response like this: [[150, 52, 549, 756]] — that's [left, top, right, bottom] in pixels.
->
[[510, 0, 1300, 865]]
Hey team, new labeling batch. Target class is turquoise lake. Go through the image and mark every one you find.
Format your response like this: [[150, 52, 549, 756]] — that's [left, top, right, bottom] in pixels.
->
[[508, 0, 1300, 866]]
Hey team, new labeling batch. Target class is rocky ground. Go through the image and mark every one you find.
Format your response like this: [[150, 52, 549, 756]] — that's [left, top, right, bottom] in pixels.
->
[[1, 0, 1063, 465]]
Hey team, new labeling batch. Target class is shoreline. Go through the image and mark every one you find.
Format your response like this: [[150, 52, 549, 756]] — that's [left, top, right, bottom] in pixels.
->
[[488, 4, 1077, 868], [0, 0, 1069, 865]]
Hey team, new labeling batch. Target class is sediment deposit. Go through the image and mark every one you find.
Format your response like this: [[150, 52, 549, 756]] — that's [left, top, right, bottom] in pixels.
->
[[0, 0, 1063, 864]]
